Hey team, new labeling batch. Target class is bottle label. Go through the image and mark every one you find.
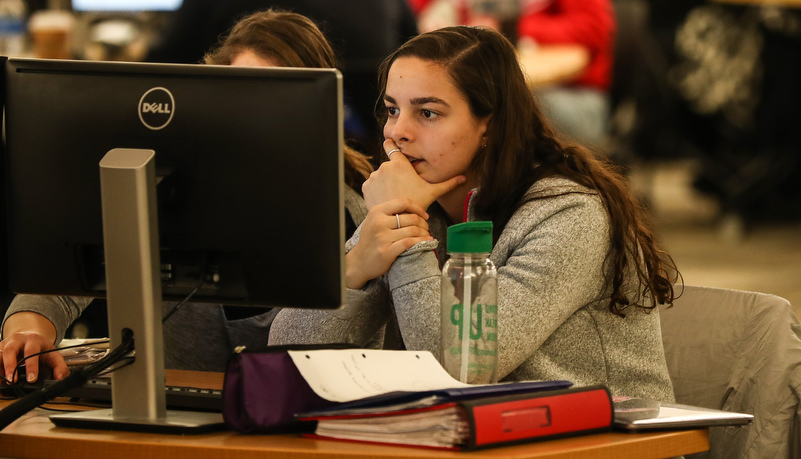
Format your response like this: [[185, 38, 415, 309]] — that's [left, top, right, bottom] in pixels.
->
[[442, 304, 498, 384], [440, 259, 498, 384], [446, 303, 498, 357]]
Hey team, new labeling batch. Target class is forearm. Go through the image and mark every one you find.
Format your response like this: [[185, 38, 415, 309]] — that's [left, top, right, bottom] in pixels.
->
[[386, 243, 442, 358], [2, 294, 92, 344], [0, 295, 86, 382], [269, 282, 392, 347], [1, 311, 57, 344], [345, 251, 372, 290]]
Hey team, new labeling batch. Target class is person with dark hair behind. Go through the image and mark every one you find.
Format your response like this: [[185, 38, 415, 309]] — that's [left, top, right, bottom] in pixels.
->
[[145, 0, 418, 158], [202, 8, 373, 233], [0, 9, 373, 381], [270, 26, 680, 401]]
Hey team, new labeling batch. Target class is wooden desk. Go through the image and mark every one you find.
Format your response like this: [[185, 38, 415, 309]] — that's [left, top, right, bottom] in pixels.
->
[[0, 370, 710, 458], [0, 405, 709, 459]]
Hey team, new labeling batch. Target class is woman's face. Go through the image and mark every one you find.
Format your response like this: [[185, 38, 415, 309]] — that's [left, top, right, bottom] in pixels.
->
[[382, 57, 489, 187], [230, 49, 281, 67]]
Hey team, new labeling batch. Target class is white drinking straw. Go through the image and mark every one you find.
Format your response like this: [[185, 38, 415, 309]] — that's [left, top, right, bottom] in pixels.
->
[[460, 255, 471, 382]]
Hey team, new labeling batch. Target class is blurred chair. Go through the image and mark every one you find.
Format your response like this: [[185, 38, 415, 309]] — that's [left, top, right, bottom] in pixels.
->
[[660, 285, 801, 458]]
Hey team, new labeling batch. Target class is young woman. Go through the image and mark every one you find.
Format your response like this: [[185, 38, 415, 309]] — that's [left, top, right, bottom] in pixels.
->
[[0, 10, 372, 380], [270, 26, 679, 401]]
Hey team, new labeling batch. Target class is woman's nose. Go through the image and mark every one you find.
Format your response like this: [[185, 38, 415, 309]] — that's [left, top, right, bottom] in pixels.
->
[[386, 115, 411, 144]]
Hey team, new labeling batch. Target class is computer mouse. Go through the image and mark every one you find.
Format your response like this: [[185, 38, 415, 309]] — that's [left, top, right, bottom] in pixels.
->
[[26, 364, 54, 384], [1, 364, 51, 397]]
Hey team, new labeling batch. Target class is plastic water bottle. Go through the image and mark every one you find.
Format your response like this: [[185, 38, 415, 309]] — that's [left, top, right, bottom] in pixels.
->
[[441, 221, 498, 384], [0, 0, 27, 57]]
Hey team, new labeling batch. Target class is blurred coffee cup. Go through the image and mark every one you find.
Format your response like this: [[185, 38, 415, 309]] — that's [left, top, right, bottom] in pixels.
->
[[29, 10, 74, 59]]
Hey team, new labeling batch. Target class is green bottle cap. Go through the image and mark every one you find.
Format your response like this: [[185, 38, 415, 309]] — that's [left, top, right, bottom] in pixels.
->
[[446, 221, 493, 253]]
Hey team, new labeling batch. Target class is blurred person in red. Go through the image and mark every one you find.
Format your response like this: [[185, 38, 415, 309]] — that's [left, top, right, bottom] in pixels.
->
[[517, 0, 616, 149], [407, 0, 514, 33]]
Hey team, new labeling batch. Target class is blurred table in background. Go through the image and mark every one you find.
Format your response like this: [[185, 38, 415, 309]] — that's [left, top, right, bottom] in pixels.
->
[[713, 0, 801, 7]]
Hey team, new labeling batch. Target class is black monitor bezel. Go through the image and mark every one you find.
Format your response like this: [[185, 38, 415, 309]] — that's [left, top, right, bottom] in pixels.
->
[[2, 57, 345, 311]]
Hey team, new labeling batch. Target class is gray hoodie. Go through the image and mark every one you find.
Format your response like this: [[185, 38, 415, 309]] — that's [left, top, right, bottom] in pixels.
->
[[270, 177, 676, 401]]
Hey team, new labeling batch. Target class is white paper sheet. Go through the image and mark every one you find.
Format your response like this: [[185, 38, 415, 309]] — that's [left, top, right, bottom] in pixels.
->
[[288, 349, 471, 402]]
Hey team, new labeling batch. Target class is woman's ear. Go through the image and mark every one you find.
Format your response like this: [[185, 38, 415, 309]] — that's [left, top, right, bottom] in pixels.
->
[[479, 115, 491, 147]]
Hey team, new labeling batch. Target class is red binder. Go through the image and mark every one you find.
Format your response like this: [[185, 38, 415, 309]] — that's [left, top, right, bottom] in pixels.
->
[[299, 385, 613, 450]]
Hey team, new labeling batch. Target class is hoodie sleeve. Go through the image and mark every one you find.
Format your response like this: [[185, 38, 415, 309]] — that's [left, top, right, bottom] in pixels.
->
[[268, 224, 393, 347], [2, 295, 92, 344]]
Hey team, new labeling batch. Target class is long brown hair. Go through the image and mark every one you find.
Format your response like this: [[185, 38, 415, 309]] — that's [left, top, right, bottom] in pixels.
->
[[376, 26, 678, 314], [205, 9, 372, 192]]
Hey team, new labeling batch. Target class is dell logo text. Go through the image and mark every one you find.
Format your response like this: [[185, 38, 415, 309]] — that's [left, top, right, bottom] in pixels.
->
[[139, 87, 175, 130], [142, 103, 171, 114]]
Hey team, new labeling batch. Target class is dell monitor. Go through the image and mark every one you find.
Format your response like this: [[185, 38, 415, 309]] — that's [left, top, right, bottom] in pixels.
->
[[2, 57, 345, 432]]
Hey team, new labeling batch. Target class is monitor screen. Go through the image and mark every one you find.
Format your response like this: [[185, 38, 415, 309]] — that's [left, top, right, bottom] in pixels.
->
[[71, 0, 183, 12], [3, 57, 345, 311], [3, 57, 345, 431]]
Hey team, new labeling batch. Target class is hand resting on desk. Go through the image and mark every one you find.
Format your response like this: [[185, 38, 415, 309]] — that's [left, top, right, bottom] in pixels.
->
[[1, 311, 69, 384]]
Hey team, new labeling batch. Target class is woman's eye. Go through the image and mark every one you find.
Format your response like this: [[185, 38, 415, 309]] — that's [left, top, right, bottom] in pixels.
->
[[387, 106, 399, 116], [422, 109, 437, 119]]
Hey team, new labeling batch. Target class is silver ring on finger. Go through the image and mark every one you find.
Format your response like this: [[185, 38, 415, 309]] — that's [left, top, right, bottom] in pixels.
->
[[395, 213, 401, 229]]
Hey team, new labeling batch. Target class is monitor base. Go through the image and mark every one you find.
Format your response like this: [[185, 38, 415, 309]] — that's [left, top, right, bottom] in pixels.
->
[[50, 409, 226, 435]]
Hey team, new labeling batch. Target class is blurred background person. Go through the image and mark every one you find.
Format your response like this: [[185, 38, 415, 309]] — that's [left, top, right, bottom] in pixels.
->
[[145, 0, 418, 161], [517, 0, 616, 150], [1, 9, 375, 378], [407, 0, 517, 34]]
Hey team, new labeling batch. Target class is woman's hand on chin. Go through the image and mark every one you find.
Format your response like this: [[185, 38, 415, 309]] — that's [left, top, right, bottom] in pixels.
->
[[363, 141, 465, 211]]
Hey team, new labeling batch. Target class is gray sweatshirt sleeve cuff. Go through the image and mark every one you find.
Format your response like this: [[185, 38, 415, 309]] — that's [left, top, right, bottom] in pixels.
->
[[387, 240, 440, 291], [2, 295, 92, 344]]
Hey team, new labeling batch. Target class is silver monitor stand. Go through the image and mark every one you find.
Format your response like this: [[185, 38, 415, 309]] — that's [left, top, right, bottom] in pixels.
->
[[49, 148, 224, 434]]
